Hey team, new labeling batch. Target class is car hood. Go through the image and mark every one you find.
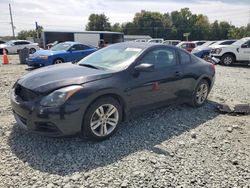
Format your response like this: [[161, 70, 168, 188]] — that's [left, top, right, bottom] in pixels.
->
[[31, 50, 66, 57], [17, 63, 113, 93]]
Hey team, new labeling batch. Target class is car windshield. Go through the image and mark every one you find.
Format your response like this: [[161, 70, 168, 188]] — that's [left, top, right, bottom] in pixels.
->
[[78, 44, 143, 71], [209, 41, 225, 47], [232, 38, 249, 46], [5, 40, 14, 45], [200, 41, 216, 47], [50, 43, 71, 51]]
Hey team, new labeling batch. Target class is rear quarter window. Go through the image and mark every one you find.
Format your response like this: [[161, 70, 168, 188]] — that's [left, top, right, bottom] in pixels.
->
[[179, 50, 191, 64]]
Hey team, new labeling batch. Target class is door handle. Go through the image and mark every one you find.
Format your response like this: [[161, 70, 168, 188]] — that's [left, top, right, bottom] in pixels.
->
[[175, 71, 182, 77]]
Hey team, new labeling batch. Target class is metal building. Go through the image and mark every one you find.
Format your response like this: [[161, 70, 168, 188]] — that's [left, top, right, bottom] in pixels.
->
[[42, 30, 124, 48]]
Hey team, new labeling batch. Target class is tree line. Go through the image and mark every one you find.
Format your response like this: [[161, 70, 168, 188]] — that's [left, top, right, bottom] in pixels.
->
[[15, 8, 250, 41], [86, 8, 250, 40]]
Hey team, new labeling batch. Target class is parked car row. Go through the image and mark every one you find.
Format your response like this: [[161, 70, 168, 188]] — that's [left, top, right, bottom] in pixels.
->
[[210, 37, 250, 65], [136, 38, 207, 48], [0, 40, 40, 54], [189, 37, 250, 65], [191, 40, 236, 59]]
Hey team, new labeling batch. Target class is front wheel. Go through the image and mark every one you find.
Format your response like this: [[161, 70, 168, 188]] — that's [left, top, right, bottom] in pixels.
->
[[191, 80, 209, 107], [53, 58, 64, 64], [82, 97, 122, 141], [221, 54, 235, 66]]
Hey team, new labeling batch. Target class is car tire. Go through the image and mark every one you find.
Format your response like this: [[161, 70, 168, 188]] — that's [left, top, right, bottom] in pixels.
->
[[53, 58, 64, 64], [82, 97, 122, 141], [29, 48, 36, 54], [221, 54, 235, 66], [190, 79, 209, 108]]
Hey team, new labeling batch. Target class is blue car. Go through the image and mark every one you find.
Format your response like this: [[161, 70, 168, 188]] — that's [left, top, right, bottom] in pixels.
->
[[26, 41, 97, 67]]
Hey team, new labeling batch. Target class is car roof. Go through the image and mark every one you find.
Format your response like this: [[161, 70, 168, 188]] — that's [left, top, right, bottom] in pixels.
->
[[112, 41, 170, 49], [179, 41, 195, 44], [62, 41, 83, 45], [62, 41, 94, 46]]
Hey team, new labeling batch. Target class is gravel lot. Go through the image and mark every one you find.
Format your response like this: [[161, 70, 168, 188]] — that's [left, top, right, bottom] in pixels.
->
[[0, 59, 250, 187]]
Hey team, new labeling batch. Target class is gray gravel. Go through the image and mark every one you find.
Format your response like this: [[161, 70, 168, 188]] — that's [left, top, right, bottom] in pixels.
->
[[0, 62, 250, 187]]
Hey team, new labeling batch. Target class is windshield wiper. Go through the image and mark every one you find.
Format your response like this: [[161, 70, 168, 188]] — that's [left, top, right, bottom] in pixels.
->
[[78, 64, 100, 70]]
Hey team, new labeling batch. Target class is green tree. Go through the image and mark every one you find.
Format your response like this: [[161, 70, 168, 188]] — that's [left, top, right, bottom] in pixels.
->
[[86, 13, 111, 31], [17, 26, 43, 40], [111, 23, 122, 32], [132, 10, 166, 38], [192, 14, 210, 40]]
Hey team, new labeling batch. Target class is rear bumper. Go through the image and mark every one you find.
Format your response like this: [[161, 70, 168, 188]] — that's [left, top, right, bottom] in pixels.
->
[[10, 89, 86, 137]]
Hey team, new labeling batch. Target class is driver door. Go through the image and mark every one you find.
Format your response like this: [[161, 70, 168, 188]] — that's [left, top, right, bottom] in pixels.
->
[[127, 47, 182, 110], [66, 44, 85, 62]]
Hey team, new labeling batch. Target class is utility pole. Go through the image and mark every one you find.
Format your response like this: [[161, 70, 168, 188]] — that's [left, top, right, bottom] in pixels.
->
[[35, 21, 39, 39], [9, 3, 15, 39]]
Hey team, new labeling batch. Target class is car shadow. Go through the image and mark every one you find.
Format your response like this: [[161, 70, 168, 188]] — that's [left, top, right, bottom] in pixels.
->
[[25, 66, 39, 71], [216, 63, 250, 69], [8, 100, 220, 176]]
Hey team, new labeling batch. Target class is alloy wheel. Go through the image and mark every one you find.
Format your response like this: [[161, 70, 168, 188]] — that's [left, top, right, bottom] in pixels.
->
[[223, 56, 232, 65], [196, 83, 208, 105], [90, 104, 119, 137]]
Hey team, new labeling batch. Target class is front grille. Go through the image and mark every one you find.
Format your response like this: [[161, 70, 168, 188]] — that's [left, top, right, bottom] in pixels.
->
[[34, 122, 62, 136], [15, 84, 40, 101]]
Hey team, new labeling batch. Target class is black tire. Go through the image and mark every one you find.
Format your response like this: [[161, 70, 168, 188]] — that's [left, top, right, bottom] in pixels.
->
[[53, 58, 64, 64], [82, 97, 122, 141], [221, 54, 235, 66], [190, 79, 209, 108], [29, 48, 36, 54]]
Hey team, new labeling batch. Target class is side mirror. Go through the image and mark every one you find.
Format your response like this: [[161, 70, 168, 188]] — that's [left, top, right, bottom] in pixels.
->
[[134, 63, 154, 72], [241, 43, 248, 48]]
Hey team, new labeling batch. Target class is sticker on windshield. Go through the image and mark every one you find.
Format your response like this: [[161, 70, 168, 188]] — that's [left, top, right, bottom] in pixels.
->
[[125, 48, 142, 52]]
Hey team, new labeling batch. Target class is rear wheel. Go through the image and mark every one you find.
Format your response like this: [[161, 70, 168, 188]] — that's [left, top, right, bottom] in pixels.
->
[[53, 58, 64, 64], [191, 80, 209, 107], [221, 54, 235, 66], [82, 97, 122, 141]]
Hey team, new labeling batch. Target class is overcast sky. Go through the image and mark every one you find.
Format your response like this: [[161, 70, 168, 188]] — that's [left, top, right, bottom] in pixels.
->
[[0, 0, 249, 36]]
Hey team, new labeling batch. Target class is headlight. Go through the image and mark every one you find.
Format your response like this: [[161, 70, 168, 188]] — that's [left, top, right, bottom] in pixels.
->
[[214, 48, 222, 54], [40, 85, 82, 107], [37, 55, 48, 60]]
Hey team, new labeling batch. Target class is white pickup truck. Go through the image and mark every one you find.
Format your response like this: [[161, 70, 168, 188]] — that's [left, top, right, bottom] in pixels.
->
[[210, 37, 250, 65]]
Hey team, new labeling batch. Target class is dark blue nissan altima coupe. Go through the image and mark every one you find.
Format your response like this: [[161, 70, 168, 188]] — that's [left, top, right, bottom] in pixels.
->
[[26, 41, 97, 67], [11, 42, 215, 141]]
